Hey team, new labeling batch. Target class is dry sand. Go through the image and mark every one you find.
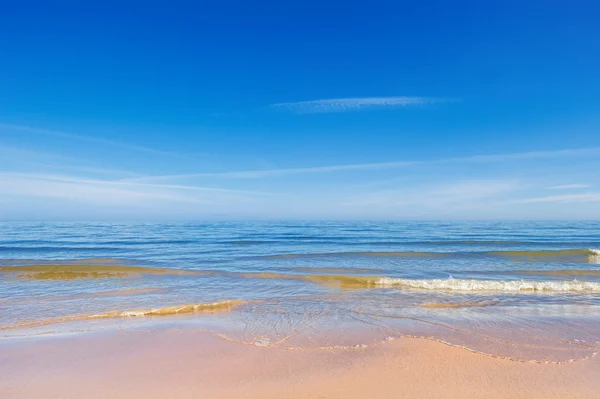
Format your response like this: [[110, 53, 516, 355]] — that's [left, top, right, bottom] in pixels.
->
[[1, 329, 599, 399]]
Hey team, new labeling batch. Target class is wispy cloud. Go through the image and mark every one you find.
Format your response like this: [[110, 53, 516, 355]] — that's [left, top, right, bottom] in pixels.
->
[[453, 148, 600, 162], [127, 160, 417, 181], [0, 144, 143, 178], [0, 123, 176, 156], [270, 96, 449, 114], [341, 180, 518, 210], [0, 172, 272, 208], [127, 146, 600, 182], [548, 184, 591, 189], [516, 193, 600, 204]]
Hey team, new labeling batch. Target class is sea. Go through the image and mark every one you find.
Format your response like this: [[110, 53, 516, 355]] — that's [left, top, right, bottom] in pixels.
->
[[1, 221, 599, 362]]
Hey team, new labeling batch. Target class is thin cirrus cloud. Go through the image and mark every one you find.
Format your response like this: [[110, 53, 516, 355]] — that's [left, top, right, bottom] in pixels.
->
[[0, 172, 272, 195], [270, 96, 450, 114], [515, 193, 600, 203], [341, 180, 517, 210], [0, 172, 273, 208], [126, 146, 600, 182], [548, 184, 591, 189], [0, 123, 176, 156], [0, 144, 144, 178], [126, 160, 417, 182]]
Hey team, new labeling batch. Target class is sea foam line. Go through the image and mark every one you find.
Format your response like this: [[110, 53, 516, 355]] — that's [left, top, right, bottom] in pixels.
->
[[376, 277, 600, 292]]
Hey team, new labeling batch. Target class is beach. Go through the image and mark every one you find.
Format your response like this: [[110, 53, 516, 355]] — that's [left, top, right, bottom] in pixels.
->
[[3, 0, 599, 395], [1, 221, 600, 397], [2, 328, 599, 399]]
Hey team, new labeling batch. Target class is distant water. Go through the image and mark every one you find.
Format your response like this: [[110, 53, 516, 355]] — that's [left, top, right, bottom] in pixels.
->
[[1, 221, 600, 362]]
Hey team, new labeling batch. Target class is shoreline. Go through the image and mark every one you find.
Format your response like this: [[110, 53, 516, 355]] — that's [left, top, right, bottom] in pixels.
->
[[1, 328, 599, 398]]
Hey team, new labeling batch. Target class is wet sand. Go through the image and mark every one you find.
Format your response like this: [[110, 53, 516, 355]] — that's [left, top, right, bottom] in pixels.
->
[[1, 329, 599, 399]]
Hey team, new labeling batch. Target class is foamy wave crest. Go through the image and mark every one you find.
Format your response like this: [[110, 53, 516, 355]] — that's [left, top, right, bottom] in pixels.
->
[[0, 301, 248, 332], [93, 300, 248, 318], [589, 249, 600, 264], [376, 277, 600, 292]]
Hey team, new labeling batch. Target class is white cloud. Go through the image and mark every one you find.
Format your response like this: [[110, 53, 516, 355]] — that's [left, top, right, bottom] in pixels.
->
[[442, 147, 600, 162], [127, 146, 600, 182], [0, 144, 143, 178], [270, 96, 447, 113], [342, 180, 518, 210], [128, 160, 417, 181], [0, 172, 271, 208], [516, 193, 600, 204], [0, 123, 175, 156], [0, 175, 191, 205], [548, 184, 591, 189]]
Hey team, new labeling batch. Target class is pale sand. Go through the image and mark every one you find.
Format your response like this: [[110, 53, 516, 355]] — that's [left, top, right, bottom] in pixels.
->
[[1, 330, 599, 399]]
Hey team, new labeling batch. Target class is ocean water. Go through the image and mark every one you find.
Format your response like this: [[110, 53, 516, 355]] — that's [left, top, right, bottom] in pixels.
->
[[1, 221, 600, 362]]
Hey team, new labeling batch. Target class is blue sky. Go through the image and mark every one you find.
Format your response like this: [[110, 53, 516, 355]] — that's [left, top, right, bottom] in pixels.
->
[[1, 1, 600, 220]]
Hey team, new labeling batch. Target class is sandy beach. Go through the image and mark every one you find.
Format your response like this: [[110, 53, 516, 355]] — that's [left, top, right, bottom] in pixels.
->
[[1, 329, 599, 399], [3, 0, 600, 395]]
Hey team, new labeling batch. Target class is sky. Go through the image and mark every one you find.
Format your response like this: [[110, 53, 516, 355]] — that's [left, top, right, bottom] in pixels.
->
[[1, 1, 600, 220]]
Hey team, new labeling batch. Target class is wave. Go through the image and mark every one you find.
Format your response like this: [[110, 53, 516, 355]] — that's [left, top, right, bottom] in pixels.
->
[[419, 301, 499, 308], [0, 264, 199, 280], [1, 300, 247, 331], [376, 277, 600, 292], [0, 258, 125, 266], [259, 252, 450, 259], [0, 246, 122, 252], [516, 269, 600, 276], [226, 240, 273, 245], [91, 300, 247, 318], [80, 288, 163, 298], [291, 266, 386, 274], [239, 272, 600, 292], [490, 249, 600, 258], [256, 249, 600, 263]]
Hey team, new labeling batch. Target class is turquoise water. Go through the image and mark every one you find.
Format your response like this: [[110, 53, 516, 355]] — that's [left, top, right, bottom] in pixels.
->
[[1, 221, 600, 361]]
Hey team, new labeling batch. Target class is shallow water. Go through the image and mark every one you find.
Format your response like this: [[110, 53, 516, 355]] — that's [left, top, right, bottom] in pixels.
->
[[1, 221, 600, 362]]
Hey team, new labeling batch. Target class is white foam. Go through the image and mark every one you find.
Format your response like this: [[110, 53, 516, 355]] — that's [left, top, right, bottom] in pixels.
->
[[589, 249, 600, 264], [254, 337, 271, 347], [118, 310, 148, 317], [376, 277, 600, 292]]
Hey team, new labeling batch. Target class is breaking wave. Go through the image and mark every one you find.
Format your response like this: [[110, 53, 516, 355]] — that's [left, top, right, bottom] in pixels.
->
[[376, 277, 600, 292], [0, 300, 247, 331], [90, 300, 248, 318], [239, 272, 600, 293], [256, 249, 600, 263]]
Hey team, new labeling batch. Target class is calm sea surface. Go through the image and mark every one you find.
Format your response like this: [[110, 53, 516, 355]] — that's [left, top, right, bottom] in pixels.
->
[[1, 221, 600, 361]]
